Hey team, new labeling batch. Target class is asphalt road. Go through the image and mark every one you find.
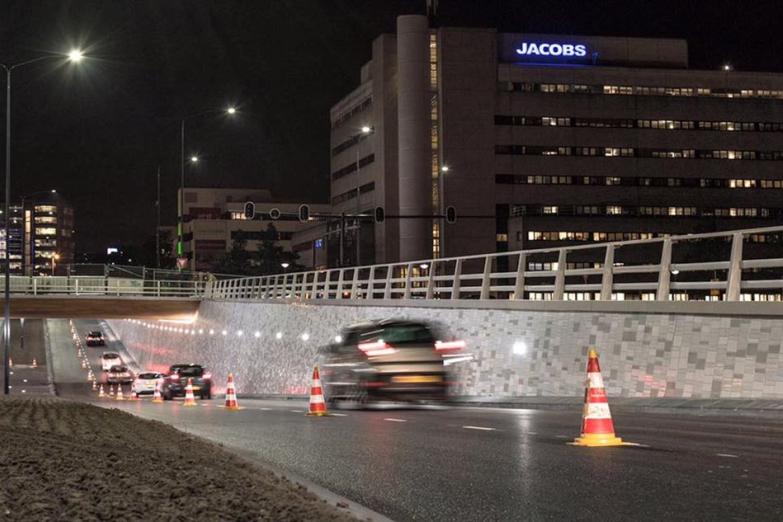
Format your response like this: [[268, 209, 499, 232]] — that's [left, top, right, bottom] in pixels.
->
[[58, 319, 783, 521]]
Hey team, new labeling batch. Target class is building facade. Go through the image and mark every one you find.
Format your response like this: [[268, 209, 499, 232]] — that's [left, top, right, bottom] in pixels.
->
[[0, 192, 75, 275], [178, 187, 330, 272], [324, 15, 783, 267]]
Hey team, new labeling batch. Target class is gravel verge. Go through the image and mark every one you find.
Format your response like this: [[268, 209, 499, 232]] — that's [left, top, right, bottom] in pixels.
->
[[0, 397, 356, 521]]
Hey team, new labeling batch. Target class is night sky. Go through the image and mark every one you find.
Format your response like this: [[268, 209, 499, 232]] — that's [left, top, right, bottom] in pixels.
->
[[2, 0, 782, 253]]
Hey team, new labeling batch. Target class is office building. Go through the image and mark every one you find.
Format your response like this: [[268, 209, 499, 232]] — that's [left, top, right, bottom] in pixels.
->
[[324, 15, 783, 269], [178, 187, 330, 272]]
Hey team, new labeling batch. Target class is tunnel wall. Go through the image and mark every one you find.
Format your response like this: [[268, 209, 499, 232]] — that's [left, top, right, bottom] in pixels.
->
[[107, 300, 783, 400]]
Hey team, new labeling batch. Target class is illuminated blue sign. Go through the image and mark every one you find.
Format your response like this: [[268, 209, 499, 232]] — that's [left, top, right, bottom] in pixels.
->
[[515, 42, 588, 58], [314, 238, 324, 249]]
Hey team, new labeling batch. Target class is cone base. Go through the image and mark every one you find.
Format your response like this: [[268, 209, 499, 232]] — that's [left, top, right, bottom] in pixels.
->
[[306, 411, 329, 417], [572, 433, 624, 447], [182, 402, 197, 407], [151, 399, 163, 404]]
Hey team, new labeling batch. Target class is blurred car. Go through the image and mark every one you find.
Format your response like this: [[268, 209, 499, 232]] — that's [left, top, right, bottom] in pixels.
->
[[85, 331, 105, 346], [106, 365, 134, 385], [161, 364, 212, 400], [132, 371, 164, 396], [100, 352, 123, 371], [320, 319, 462, 407]]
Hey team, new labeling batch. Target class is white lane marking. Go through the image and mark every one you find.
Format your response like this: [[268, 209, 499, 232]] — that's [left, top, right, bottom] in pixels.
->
[[555, 435, 570, 439], [462, 425, 497, 431], [384, 418, 407, 423], [527, 432, 538, 435], [290, 409, 304, 413], [716, 453, 739, 458], [330, 413, 348, 417], [259, 407, 272, 411]]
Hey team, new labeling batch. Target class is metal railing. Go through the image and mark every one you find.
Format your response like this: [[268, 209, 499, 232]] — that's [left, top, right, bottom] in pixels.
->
[[207, 225, 783, 303], [1, 276, 205, 298], [58, 263, 241, 282]]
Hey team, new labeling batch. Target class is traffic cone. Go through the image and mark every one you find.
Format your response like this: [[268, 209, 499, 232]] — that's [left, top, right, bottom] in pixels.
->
[[572, 349, 628, 447], [31, 358, 37, 368], [8, 357, 12, 368], [224, 373, 240, 410], [183, 378, 197, 406], [91, 380, 97, 391], [98, 385, 105, 398], [152, 379, 163, 403], [306, 366, 329, 416], [115, 385, 124, 401]]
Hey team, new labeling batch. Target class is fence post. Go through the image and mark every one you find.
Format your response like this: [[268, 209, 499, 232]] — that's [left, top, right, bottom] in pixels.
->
[[726, 232, 744, 301], [350, 269, 360, 299], [451, 259, 462, 300], [157, 280, 161, 298], [335, 269, 345, 299], [480, 257, 492, 300], [656, 238, 672, 301], [383, 265, 393, 300], [310, 272, 319, 299], [402, 264, 413, 299], [33, 278, 37, 296], [75, 279, 80, 296], [553, 249, 567, 300], [367, 266, 376, 299], [600, 244, 615, 301], [425, 261, 436, 299], [513, 253, 526, 300]]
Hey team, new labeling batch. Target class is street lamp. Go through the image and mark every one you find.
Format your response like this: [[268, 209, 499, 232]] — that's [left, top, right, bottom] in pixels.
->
[[177, 106, 237, 266], [280, 262, 290, 273], [1, 49, 85, 395], [51, 253, 60, 276]]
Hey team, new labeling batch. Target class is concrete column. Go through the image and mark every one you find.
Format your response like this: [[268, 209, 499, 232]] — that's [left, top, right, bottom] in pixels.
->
[[397, 14, 431, 261], [726, 232, 744, 301]]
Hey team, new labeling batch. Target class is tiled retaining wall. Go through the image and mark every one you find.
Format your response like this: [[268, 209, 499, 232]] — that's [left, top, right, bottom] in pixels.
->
[[107, 300, 783, 399]]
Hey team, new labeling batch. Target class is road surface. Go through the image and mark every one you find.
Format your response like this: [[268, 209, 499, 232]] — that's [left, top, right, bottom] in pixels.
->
[[54, 319, 783, 521]]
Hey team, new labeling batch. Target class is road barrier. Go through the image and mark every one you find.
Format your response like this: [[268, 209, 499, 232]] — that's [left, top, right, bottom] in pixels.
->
[[208, 225, 783, 303], [0, 276, 205, 298]]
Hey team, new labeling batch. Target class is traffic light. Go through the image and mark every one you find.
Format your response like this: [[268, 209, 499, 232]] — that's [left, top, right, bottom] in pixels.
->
[[446, 206, 457, 224], [243, 201, 255, 220], [269, 208, 281, 220], [374, 206, 385, 223], [298, 204, 310, 222]]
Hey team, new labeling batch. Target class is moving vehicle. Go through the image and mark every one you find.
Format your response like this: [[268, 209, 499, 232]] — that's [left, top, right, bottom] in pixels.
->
[[100, 352, 122, 371], [132, 371, 164, 396], [85, 331, 105, 346], [160, 364, 212, 400], [106, 365, 134, 385], [320, 319, 460, 407]]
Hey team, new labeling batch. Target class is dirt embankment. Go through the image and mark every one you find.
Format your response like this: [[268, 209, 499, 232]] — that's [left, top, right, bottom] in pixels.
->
[[0, 397, 355, 521]]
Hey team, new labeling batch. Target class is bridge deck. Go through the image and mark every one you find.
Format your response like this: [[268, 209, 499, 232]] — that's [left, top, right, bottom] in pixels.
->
[[7, 296, 200, 320]]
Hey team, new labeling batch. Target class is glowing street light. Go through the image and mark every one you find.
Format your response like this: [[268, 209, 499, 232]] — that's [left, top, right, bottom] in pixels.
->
[[361, 125, 372, 134], [190, 155, 199, 163], [227, 106, 237, 115], [2, 48, 86, 395]]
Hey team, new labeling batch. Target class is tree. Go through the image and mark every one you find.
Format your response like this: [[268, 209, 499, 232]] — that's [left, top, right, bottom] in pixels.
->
[[212, 232, 255, 275], [257, 223, 302, 275]]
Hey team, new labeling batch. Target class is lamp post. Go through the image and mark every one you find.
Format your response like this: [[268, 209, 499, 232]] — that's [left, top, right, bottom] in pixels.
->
[[1, 49, 84, 395], [177, 107, 237, 269], [51, 253, 60, 276], [355, 125, 374, 266]]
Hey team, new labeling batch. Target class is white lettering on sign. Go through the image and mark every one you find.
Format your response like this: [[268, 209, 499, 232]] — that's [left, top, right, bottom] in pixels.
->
[[515, 42, 588, 58]]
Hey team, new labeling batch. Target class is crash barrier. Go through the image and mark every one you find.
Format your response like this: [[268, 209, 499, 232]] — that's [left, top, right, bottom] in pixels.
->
[[208, 225, 783, 303]]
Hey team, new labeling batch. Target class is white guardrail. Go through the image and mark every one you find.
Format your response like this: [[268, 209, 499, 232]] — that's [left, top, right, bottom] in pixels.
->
[[2, 276, 205, 298], [208, 225, 783, 303]]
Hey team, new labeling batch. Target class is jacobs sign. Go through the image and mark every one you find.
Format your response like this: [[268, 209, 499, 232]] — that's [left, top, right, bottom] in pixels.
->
[[515, 42, 588, 57]]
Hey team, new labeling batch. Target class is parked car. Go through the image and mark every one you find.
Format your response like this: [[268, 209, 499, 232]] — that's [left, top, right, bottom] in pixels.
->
[[160, 364, 212, 400], [85, 331, 105, 346], [132, 371, 164, 396], [106, 365, 134, 385], [100, 352, 122, 371], [320, 319, 460, 407]]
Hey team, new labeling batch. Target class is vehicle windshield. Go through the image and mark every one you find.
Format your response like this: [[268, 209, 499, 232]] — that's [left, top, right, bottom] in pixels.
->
[[110, 366, 128, 373], [103, 353, 119, 359], [178, 366, 204, 377], [361, 324, 434, 345], [138, 373, 160, 379], [89, 331, 102, 336]]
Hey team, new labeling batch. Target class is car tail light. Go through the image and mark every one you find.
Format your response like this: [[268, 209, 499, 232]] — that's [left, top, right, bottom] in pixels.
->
[[168, 374, 179, 381], [202, 372, 212, 380], [435, 340, 466, 353], [358, 340, 396, 356]]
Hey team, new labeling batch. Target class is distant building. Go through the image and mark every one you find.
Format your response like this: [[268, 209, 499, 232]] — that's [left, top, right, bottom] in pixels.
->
[[326, 15, 783, 269], [0, 192, 75, 275], [177, 187, 330, 272]]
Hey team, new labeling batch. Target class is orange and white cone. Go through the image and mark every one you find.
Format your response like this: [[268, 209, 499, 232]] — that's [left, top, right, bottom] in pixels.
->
[[98, 385, 105, 398], [31, 358, 37, 368], [152, 379, 163, 403], [572, 349, 627, 447], [183, 378, 197, 406], [91, 380, 97, 391], [306, 366, 328, 416], [115, 385, 124, 401], [224, 373, 240, 410]]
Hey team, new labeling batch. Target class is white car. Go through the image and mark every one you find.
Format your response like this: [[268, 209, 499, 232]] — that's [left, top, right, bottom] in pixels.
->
[[132, 371, 164, 396], [106, 365, 134, 385], [100, 352, 122, 372]]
